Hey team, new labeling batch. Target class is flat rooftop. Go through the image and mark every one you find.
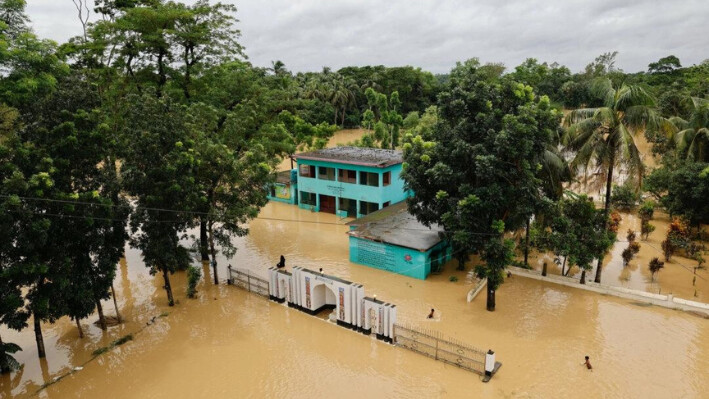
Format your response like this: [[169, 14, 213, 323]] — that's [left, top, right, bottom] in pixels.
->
[[294, 146, 403, 168], [346, 201, 444, 252]]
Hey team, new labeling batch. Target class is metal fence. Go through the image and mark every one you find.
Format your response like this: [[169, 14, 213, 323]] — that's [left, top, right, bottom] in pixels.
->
[[393, 323, 487, 375], [228, 267, 269, 298]]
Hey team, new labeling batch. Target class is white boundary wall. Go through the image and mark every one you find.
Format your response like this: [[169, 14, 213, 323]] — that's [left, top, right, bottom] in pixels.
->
[[506, 266, 709, 317]]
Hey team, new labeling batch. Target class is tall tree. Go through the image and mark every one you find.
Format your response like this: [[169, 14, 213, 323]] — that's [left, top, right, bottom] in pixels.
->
[[665, 97, 709, 162], [121, 92, 197, 306], [564, 78, 663, 283], [402, 59, 562, 311]]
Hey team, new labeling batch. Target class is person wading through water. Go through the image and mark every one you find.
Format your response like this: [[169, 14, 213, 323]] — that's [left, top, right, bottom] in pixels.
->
[[584, 356, 593, 370], [276, 255, 286, 269]]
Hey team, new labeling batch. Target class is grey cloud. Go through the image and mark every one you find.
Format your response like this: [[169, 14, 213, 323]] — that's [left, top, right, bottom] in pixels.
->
[[27, 0, 709, 74]]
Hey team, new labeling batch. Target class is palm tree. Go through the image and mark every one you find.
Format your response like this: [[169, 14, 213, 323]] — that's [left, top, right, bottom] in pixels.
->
[[564, 78, 662, 283], [666, 97, 709, 162]]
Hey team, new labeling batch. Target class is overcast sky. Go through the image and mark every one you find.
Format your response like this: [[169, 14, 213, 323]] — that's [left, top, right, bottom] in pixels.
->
[[26, 0, 708, 74]]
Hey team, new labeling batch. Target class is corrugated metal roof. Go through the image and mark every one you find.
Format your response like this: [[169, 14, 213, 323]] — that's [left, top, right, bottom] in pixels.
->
[[347, 201, 445, 252], [294, 146, 403, 168]]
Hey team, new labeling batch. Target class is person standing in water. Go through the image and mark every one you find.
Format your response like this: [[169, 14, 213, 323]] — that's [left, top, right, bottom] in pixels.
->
[[584, 356, 593, 370], [276, 255, 285, 268], [427, 309, 435, 319]]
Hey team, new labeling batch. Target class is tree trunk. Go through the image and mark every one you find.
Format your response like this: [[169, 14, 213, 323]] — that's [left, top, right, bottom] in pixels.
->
[[111, 283, 122, 323], [486, 287, 496, 311], [290, 154, 294, 169], [561, 256, 568, 276], [542, 262, 548, 277], [595, 160, 615, 284], [580, 270, 587, 284], [33, 314, 46, 358], [0, 333, 9, 374], [199, 218, 209, 261], [208, 220, 219, 285], [75, 318, 84, 339], [341, 106, 346, 126], [95, 299, 107, 331], [162, 267, 175, 306], [524, 218, 530, 267]]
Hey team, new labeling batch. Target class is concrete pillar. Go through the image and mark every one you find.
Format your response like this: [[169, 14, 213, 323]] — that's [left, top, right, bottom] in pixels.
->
[[485, 350, 496, 376]]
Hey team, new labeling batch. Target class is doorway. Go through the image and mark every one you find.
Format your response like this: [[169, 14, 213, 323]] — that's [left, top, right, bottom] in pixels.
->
[[319, 194, 336, 214]]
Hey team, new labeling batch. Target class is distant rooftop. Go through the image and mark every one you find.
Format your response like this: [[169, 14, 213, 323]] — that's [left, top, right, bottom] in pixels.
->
[[275, 170, 293, 184], [294, 146, 403, 168], [347, 201, 445, 252]]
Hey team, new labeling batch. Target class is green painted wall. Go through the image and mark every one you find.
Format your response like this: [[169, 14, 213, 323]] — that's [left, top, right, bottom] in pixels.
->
[[348, 236, 451, 280]]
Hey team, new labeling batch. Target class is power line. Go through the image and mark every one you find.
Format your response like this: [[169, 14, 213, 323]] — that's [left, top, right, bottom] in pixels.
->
[[1, 194, 500, 234]]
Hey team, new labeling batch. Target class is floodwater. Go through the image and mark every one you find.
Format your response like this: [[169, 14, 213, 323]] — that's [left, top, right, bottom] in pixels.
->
[[528, 211, 708, 302], [2, 129, 709, 398], [2, 201, 709, 399]]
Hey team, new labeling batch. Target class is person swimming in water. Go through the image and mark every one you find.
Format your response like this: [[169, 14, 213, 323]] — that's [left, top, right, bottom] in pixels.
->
[[584, 356, 593, 370]]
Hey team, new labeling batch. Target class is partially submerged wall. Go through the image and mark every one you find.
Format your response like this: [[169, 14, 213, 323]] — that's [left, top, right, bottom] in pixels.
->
[[506, 266, 709, 316]]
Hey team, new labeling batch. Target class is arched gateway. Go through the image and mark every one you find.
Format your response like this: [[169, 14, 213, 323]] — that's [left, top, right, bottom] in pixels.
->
[[268, 266, 397, 341]]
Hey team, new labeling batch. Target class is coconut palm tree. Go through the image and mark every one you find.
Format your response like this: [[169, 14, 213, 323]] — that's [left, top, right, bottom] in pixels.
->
[[666, 97, 709, 162], [563, 78, 663, 283]]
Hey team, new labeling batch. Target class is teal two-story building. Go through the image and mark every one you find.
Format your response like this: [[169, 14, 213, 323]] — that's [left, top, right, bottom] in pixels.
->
[[293, 147, 409, 218]]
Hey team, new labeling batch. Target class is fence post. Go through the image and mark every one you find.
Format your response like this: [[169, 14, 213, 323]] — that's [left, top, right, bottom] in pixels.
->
[[485, 350, 495, 377], [435, 338, 439, 360], [247, 273, 251, 293]]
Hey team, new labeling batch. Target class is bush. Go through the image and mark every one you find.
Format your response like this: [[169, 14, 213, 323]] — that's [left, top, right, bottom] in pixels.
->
[[611, 183, 639, 210], [649, 257, 665, 281], [626, 229, 636, 242], [641, 221, 656, 240], [621, 248, 634, 266], [629, 241, 641, 254], [638, 201, 655, 221], [449, 275, 459, 282], [187, 265, 202, 298], [609, 211, 622, 233], [662, 218, 690, 260]]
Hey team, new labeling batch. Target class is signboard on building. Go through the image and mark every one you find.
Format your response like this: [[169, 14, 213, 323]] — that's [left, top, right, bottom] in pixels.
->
[[274, 183, 290, 199]]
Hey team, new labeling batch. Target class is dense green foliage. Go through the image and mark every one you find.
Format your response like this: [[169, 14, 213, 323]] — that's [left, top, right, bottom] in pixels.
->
[[0, 0, 707, 371], [401, 59, 564, 310], [645, 161, 709, 226], [534, 196, 616, 282]]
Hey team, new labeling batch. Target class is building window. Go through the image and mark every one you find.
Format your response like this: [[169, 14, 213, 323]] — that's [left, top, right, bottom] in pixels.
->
[[359, 171, 379, 187], [360, 201, 379, 215], [299, 164, 316, 178], [382, 201, 390, 208], [338, 197, 357, 217], [338, 168, 357, 183], [383, 171, 391, 186], [300, 191, 316, 206], [318, 166, 336, 181]]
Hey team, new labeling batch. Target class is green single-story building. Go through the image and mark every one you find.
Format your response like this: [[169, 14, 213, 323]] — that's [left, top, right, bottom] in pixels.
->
[[347, 202, 451, 280]]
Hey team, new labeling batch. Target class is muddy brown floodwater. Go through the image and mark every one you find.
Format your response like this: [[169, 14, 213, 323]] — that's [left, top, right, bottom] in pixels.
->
[[2, 130, 708, 398], [2, 201, 708, 399]]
